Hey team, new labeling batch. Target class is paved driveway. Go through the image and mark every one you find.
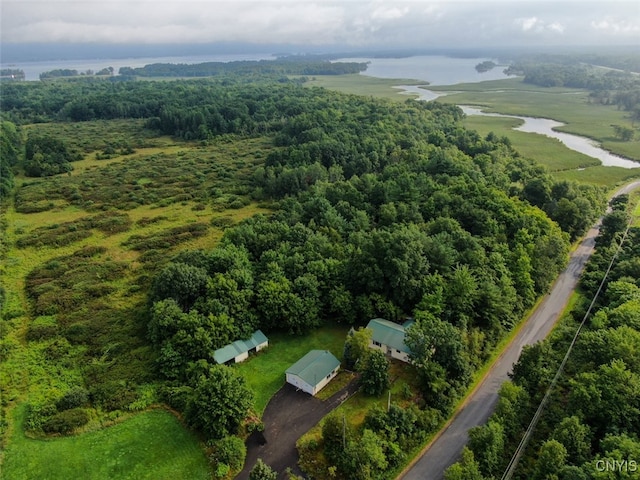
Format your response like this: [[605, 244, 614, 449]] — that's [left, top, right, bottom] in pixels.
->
[[237, 378, 359, 479]]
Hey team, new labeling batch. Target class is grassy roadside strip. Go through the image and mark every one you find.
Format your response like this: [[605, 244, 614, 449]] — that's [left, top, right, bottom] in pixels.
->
[[631, 191, 640, 226]]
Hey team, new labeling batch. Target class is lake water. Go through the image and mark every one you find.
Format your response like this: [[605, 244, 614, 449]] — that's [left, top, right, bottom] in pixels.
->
[[336, 55, 512, 85]]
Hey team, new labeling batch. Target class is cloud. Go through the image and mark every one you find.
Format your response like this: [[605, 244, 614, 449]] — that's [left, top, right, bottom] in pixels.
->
[[549, 22, 565, 34], [1, 0, 638, 47], [591, 17, 640, 35], [519, 16, 539, 31], [371, 6, 410, 21], [516, 16, 566, 35]]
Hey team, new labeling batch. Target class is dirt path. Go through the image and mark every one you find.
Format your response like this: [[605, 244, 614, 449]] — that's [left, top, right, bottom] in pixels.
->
[[238, 378, 359, 479]]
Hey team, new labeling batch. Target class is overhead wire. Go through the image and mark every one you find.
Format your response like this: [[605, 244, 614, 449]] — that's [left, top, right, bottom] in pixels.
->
[[500, 215, 633, 480]]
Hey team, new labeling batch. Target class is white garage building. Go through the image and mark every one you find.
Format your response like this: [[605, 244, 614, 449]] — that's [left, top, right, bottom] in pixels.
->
[[285, 350, 340, 396]]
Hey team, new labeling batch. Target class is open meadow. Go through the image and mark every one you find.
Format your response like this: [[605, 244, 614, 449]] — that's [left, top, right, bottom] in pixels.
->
[[0, 119, 275, 479], [2, 408, 210, 480]]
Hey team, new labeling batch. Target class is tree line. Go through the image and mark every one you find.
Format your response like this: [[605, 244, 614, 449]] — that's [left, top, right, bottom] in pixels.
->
[[118, 59, 367, 77], [446, 197, 640, 480]]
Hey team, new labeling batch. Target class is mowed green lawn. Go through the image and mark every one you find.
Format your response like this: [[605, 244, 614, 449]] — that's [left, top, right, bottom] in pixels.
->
[[2, 408, 211, 480], [234, 325, 350, 414]]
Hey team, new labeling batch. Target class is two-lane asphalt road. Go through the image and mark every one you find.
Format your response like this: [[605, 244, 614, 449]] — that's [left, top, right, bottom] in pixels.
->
[[399, 181, 640, 480]]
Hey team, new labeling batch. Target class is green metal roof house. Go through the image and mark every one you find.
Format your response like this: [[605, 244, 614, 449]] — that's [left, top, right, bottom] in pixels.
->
[[286, 350, 340, 396], [213, 329, 268, 365], [366, 318, 413, 363]]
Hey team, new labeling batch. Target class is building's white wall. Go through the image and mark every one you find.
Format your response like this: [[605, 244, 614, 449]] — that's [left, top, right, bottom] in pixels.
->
[[287, 367, 339, 396], [256, 341, 268, 352], [312, 367, 340, 395], [390, 349, 410, 363], [235, 351, 249, 363], [286, 373, 314, 395], [371, 340, 410, 363], [369, 340, 388, 354]]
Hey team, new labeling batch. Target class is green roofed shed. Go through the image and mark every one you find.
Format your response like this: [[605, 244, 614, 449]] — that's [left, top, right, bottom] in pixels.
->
[[213, 329, 268, 365], [286, 350, 340, 396]]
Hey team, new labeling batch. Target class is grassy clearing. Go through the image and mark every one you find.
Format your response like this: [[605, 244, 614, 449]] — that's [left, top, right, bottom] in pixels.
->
[[233, 325, 350, 414], [433, 77, 640, 162], [303, 74, 428, 100], [315, 371, 356, 401], [1, 406, 211, 480]]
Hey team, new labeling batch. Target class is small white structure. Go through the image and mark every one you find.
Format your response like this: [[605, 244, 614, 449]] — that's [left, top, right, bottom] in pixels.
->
[[286, 350, 340, 396], [366, 318, 414, 363], [213, 330, 268, 365]]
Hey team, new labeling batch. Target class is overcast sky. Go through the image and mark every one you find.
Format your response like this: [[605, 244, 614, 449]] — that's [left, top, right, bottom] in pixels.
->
[[2, 0, 639, 49]]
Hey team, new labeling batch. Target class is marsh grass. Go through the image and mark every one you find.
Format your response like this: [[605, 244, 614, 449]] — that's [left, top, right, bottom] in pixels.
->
[[461, 115, 601, 171], [554, 166, 640, 187], [304, 74, 429, 100], [433, 77, 640, 162]]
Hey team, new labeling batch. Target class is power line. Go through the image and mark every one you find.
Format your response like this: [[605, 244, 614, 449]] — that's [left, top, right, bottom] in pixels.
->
[[501, 217, 633, 480]]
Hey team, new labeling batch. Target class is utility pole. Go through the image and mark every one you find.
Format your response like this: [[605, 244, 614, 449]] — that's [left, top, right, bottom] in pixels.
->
[[342, 414, 346, 449]]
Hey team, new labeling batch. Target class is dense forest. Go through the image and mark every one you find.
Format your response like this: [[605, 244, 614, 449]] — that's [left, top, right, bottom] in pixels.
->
[[445, 198, 640, 480], [0, 68, 609, 477]]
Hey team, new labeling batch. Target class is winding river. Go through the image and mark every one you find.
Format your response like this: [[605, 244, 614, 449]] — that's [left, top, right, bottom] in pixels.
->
[[395, 85, 639, 169]]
